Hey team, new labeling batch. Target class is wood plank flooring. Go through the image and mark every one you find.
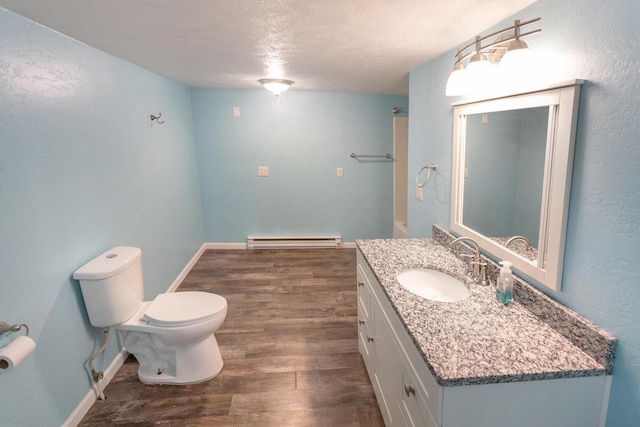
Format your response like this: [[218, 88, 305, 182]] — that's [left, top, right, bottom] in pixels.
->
[[79, 249, 384, 426]]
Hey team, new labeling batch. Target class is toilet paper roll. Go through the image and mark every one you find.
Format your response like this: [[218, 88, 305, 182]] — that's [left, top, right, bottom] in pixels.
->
[[0, 336, 36, 373]]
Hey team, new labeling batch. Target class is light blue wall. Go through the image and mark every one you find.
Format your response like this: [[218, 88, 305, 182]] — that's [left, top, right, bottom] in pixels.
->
[[0, 8, 204, 426], [408, 0, 640, 425], [190, 89, 408, 242]]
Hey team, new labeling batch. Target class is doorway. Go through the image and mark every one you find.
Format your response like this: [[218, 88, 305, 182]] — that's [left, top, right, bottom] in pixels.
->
[[393, 116, 408, 238]]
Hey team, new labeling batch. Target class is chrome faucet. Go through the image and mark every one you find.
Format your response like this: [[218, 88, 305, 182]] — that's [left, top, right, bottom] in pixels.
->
[[450, 237, 490, 286], [505, 235, 532, 252]]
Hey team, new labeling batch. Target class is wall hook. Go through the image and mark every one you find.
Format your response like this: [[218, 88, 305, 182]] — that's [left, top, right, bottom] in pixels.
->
[[150, 113, 165, 125]]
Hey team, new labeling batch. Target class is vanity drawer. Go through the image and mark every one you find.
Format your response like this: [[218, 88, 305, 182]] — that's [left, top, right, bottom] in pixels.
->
[[357, 263, 371, 318]]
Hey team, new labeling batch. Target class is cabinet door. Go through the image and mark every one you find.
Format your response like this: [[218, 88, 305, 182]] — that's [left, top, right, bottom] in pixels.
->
[[442, 375, 610, 427], [398, 353, 438, 427], [372, 305, 402, 426], [357, 297, 373, 372]]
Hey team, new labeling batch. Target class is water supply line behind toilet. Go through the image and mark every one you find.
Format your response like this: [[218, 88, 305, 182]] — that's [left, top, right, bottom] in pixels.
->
[[415, 164, 438, 200], [86, 327, 109, 400]]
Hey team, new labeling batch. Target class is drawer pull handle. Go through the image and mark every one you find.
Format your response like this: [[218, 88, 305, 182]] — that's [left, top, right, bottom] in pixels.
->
[[357, 282, 364, 287], [358, 319, 365, 325], [404, 384, 416, 397], [367, 336, 374, 342]]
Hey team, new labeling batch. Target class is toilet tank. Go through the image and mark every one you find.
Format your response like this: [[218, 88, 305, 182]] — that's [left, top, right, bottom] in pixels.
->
[[73, 246, 144, 327]]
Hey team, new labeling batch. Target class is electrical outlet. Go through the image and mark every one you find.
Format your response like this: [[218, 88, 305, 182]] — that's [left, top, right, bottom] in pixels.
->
[[416, 186, 423, 201], [258, 166, 269, 177], [232, 106, 240, 117]]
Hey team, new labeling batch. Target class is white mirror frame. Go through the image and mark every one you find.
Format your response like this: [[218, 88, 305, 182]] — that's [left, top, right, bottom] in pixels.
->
[[451, 80, 584, 292]]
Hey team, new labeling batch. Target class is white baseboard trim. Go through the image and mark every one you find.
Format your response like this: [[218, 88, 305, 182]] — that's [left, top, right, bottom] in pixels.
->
[[204, 242, 247, 250], [166, 243, 209, 292], [62, 349, 128, 427]]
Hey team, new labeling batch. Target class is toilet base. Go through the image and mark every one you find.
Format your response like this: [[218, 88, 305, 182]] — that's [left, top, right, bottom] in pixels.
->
[[122, 331, 224, 385]]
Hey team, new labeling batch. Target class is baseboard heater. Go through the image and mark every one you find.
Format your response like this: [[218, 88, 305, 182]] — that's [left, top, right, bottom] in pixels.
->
[[246, 236, 343, 250]]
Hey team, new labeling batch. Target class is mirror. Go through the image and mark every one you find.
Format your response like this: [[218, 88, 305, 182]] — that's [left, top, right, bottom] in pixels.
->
[[463, 106, 548, 258], [451, 81, 583, 291]]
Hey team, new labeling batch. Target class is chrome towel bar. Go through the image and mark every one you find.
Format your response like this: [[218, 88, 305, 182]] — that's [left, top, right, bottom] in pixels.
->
[[350, 153, 392, 159]]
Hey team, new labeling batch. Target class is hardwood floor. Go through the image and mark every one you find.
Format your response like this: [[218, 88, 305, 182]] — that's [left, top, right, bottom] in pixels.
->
[[79, 249, 384, 426]]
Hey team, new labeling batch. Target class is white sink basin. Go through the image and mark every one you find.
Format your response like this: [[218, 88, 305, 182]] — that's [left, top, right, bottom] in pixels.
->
[[396, 268, 471, 302]]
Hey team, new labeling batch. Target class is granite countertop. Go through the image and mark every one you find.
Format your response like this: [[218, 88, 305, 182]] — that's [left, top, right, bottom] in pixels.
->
[[356, 236, 615, 387]]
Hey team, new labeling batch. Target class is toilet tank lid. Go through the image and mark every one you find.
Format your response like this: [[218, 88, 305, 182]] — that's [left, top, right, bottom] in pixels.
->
[[73, 246, 141, 280]]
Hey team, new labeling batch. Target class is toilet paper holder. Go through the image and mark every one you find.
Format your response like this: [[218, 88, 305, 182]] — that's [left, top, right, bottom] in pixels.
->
[[0, 322, 30, 337]]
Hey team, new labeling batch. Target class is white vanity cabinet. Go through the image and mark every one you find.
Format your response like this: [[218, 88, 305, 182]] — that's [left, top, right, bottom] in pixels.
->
[[358, 251, 441, 427], [357, 249, 611, 427]]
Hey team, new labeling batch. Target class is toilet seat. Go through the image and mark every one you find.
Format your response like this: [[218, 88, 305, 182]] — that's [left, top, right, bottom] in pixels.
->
[[144, 291, 227, 327]]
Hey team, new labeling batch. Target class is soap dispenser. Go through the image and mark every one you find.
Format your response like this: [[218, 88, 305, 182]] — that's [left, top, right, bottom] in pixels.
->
[[496, 261, 514, 304]]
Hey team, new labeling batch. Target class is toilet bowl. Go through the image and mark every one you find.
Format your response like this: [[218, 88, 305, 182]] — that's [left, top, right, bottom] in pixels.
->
[[118, 292, 227, 384], [73, 246, 227, 385]]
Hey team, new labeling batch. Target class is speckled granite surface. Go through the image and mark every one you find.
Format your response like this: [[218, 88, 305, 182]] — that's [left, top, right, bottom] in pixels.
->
[[356, 228, 616, 387]]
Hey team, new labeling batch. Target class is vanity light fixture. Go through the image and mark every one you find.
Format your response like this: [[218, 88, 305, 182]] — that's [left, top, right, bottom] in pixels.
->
[[445, 18, 541, 97], [258, 78, 294, 96]]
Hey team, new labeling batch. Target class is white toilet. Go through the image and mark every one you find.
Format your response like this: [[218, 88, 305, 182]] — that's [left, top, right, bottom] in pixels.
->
[[73, 246, 227, 385]]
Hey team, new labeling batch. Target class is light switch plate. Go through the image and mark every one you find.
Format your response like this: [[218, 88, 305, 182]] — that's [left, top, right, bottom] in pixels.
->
[[337, 167, 344, 178], [258, 166, 269, 177]]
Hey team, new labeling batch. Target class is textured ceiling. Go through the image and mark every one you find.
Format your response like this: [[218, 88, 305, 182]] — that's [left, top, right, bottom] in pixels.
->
[[0, 0, 538, 95]]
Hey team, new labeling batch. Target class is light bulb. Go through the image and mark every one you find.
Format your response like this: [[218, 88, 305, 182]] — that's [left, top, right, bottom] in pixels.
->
[[445, 64, 468, 97], [499, 41, 540, 90], [500, 39, 532, 70], [466, 54, 494, 90]]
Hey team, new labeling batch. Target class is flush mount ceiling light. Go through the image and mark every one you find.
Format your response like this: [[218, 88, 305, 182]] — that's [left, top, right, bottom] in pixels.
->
[[445, 18, 541, 97], [258, 78, 294, 96]]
